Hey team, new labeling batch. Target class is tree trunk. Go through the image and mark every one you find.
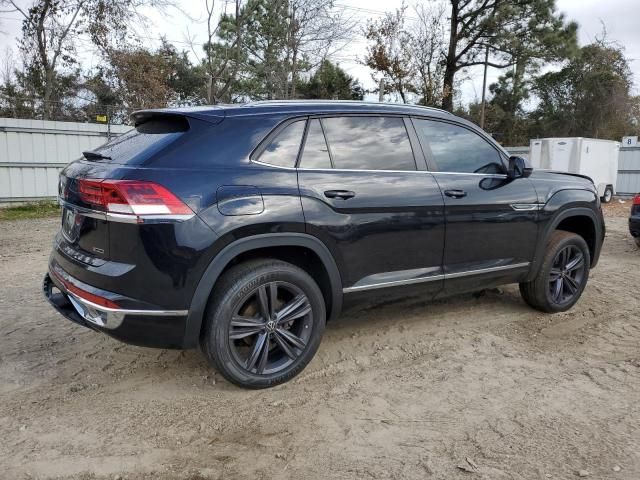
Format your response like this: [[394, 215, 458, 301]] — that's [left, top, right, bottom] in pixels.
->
[[442, 0, 459, 112]]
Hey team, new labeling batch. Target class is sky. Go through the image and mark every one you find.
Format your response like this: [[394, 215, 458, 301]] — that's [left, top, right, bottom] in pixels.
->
[[0, 0, 638, 105]]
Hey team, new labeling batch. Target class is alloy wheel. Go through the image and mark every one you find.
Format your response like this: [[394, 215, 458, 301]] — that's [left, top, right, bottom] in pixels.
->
[[228, 281, 313, 375], [548, 244, 586, 305]]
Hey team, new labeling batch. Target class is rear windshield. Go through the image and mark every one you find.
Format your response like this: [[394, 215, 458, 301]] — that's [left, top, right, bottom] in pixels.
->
[[90, 116, 189, 165]]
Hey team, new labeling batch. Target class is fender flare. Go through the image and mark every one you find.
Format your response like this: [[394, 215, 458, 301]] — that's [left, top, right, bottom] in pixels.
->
[[527, 206, 602, 281], [182, 233, 343, 348]]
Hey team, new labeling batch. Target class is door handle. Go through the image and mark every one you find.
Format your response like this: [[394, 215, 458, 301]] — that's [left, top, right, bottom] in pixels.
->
[[444, 189, 467, 199], [324, 190, 356, 200]]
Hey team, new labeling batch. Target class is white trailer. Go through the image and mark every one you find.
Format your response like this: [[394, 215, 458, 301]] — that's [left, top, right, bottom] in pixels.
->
[[529, 137, 619, 202]]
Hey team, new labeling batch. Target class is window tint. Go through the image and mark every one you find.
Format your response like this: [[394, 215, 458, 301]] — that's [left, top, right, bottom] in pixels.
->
[[321, 116, 416, 171], [258, 120, 305, 167], [299, 119, 332, 169], [413, 119, 504, 174]]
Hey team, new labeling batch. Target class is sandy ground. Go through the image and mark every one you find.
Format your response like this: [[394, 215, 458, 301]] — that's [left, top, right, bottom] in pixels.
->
[[0, 203, 639, 480]]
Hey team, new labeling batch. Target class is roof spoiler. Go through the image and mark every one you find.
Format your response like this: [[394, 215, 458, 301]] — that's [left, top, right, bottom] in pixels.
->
[[130, 107, 226, 127]]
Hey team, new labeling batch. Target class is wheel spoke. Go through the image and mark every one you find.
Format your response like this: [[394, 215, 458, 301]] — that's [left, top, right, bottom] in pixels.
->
[[566, 253, 584, 272], [268, 282, 278, 318], [552, 277, 563, 302], [273, 331, 297, 360], [276, 295, 311, 324], [256, 334, 270, 374], [230, 326, 264, 339], [231, 315, 264, 327], [245, 332, 268, 372], [276, 327, 306, 350], [560, 247, 569, 269], [257, 285, 270, 320], [564, 275, 579, 294], [549, 268, 562, 281]]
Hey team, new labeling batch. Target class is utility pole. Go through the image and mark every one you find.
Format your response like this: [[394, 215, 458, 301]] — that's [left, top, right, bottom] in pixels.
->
[[378, 78, 385, 102], [480, 44, 490, 129]]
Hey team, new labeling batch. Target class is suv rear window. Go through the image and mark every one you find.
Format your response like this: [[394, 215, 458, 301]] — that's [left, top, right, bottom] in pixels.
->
[[91, 116, 190, 165], [321, 116, 416, 171]]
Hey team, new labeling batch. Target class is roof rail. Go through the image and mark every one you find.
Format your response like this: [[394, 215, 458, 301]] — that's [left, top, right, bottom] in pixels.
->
[[243, 99, 450, 114]]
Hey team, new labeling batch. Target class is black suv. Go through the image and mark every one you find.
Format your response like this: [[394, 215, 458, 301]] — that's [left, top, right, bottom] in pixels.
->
[[44, 101, 605, 388], [631, 193, 640, 247]]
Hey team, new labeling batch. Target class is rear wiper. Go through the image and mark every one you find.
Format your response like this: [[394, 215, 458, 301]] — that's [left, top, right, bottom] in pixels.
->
[[82, 150, 112, 161]]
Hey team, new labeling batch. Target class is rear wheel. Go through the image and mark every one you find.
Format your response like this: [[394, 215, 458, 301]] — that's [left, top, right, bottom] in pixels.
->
[[200, 259, 326, 388], [520, 230, 590, 313], [602, 186, 613, 203]]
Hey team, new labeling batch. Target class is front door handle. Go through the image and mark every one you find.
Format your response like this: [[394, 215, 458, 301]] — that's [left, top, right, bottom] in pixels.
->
[[444, 189, 467, 199], [324, 190, 356, 200]]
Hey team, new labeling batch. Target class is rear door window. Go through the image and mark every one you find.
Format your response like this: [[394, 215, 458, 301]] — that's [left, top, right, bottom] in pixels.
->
[[320, 116, 416, 171], [299, 119, 332, 169], [258, 120, 306, 168], [413, 119, 504, 174]]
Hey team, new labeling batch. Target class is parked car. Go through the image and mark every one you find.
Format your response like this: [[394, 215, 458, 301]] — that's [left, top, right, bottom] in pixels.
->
[[630, 194, 640, 247], [43, 101, 605, 388]]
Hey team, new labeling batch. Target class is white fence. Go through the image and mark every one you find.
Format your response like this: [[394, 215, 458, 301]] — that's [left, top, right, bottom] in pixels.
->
[[617, 147, 640, 195], [0, 118, 130, 202], [2, 118, 639, 201]]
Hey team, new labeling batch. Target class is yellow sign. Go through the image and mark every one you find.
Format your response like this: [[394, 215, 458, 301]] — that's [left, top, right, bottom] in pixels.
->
[[96, 114, 108, 123]]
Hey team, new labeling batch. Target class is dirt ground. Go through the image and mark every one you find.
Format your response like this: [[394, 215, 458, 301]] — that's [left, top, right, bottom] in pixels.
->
[[1, 203, 639, 480]]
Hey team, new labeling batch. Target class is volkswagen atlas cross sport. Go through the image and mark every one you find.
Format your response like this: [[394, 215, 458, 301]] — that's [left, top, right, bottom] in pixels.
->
[[43, 101, 606, 388]]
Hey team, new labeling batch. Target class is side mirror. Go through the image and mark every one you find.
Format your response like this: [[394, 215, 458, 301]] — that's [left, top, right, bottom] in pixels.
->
[[507, 156, 533, 179]]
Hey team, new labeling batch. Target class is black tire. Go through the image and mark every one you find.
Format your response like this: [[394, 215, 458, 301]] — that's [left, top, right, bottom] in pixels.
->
[[200, 258, 326, 388], [519, 230, 590, 313], [602, 186, 613, 203]]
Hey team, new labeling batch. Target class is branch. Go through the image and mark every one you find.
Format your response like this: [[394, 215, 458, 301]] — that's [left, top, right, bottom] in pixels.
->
[[51, 1, 85, 69], [459, 59, 516, 69]]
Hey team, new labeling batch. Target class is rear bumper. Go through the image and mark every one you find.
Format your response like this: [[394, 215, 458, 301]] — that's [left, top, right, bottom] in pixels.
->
[[43, 267, 190, 349]]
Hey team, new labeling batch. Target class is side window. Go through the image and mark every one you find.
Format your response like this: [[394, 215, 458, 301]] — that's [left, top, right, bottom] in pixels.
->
[[321, 116, 416, 171], [258, 120, 306, 167], [413, 119, 504, 174], [299, 119, 332, 169]]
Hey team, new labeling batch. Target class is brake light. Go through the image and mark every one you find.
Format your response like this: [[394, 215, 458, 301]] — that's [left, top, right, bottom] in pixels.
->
[[633, 194, 640, 206], [78, 179, 192, 216]]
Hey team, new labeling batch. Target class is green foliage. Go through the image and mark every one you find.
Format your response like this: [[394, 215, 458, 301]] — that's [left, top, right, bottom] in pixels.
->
[[531, 42, 633, 140], [0, 200, 60, 221], [297, 60, 363, 100]]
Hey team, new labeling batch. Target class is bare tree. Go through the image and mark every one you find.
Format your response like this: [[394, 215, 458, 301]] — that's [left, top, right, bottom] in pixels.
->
[[1, 0, 174, 118], [0, 47, 15, 86], [286, 0, 355, 99], [193, 0, 244, 104], [408, 2, 446, 106], [363, 4, 415, 103]]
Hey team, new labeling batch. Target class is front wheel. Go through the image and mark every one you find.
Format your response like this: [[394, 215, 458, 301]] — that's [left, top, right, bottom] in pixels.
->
[[200, 259, 326, 388], [520, 231, 590, 313], [602, 186, 613, 203]]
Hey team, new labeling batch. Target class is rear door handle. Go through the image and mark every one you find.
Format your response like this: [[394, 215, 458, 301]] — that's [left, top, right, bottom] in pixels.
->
[[444, 189, 467, 199], [324, 190, 356, 200]]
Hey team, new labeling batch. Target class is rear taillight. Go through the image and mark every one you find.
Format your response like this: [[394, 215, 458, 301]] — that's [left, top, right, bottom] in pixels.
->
[[78, 179, 192, 216], [633, 194, 640, 206]]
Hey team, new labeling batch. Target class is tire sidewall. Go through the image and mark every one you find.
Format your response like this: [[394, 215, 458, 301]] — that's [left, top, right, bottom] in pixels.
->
[[205, 264, 326, 388]]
